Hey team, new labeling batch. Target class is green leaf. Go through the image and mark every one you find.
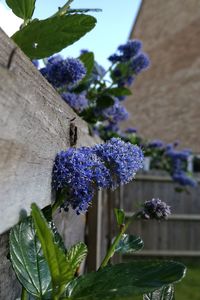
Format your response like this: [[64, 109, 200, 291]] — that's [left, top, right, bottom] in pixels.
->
[[144, 285, 175, 300], [79, 52, 95, 82], [109, 87, 132, 97], [68, 261, 186, 300], [114, 208, 125, 226], [115, 234, 144, 254], [12, 14, 96, 59], [9, 218, 52, 299], [66, 242, 88, 274], [31, 203, 74, 298], [96, 95, 114, 109], [6, 0, 35, 20]]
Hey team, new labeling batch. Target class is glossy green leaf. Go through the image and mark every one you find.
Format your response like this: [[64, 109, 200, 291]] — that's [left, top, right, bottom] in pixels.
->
[[79, 52, 95, 82], [66, 242, 88, 274], [143, 285, 175, 300], [6, 0, 35, 20], [115, 234, 144, 254], [96, 95, 114, 109], [68, 261, 186, 300], [109, 87, 132, 97], [114, 208, 125, 226], [12, 14, 96, 59], [31, 203, 74, 298], [9, 218, 52, 299]]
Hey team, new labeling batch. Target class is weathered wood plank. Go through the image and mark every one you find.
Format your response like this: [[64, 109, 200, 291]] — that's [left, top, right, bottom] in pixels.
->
[[0, 28, 102, 299], [0, 28, 100, 233]]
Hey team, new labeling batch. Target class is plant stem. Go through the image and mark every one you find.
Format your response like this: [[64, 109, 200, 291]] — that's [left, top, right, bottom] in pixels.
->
[[100, 212, 139, 269], [21, 287, 28, 300], [52, 0, 74, 17]]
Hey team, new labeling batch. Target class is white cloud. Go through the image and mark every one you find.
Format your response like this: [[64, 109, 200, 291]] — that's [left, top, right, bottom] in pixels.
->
[[0, 3, 22, 36]]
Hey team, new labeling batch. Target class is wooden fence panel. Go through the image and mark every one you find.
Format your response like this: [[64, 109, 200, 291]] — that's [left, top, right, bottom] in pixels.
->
[[0, 28, 101, 299], [123, 171, 200, 257]]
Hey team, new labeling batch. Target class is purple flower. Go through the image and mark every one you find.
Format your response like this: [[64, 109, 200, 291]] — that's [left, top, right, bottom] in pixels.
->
[[108, 54, 122, 63], [108, 40, 142, 63], [131, 53, 150, 75], [40, 56, 86, 88], [52, 147, 110, 214], [166, 149, 190, 160], [32, 60, 39, 68], [118, 40, 142, 61], [61, 92, 88, 113], [172, 172, 197, 187], [125, 127, 138, 134], [101, 99, 129, 123], [93, 138, 144, 187], [52, 138, 144, 213], [148, 139, 164, 148], [140, 198, 171, 220]]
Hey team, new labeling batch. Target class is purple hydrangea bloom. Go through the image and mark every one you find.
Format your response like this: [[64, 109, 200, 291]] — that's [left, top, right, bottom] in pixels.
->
[[52, 138, 144, 213], [131, 53, 150, 75], [140, 198, 171, 220], [101, 100, 129, 123], [40, 56, 86, 88], [93, 138, 144, 187], [61, 92, 88, 113]]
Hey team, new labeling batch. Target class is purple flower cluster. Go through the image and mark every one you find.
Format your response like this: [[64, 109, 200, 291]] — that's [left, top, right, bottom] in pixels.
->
[[109, 40, 142, 63], [52, 138, 144, 214], [140, 198, 171, 220], [131, 53, 150, 75], [101, 99, 129, 124], [109, 39, 150, 88], [166, 148, 197, 187], [148, 139, 164, 148], [61, 92, 88, 113], [40, 55, 86, 88], [93, 138, 144, 187], [124, 127, 138, 134]]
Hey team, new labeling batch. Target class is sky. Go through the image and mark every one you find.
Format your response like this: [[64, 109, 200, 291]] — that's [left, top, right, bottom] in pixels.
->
[[0, 0, 142, 69]]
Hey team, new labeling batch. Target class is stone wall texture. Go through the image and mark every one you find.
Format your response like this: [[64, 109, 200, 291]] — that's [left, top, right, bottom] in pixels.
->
[[123, 0, 200, 153]]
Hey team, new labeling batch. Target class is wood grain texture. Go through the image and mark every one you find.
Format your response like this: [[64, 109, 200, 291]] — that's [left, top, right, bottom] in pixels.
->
[[0, 28, 101, 299], [0, 28, 100, 233]]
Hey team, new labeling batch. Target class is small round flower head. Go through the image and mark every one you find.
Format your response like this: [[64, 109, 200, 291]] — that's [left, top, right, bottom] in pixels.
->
[[131, 53, 150, 75], [40, 56, 86, 88], [140, 198, 171, 220], [108, 40, 142, 63], [61, 92, 88, 113], [93, 138, 144, 187], [52, 147, 110, 214], [118, 40, 142, 61], [101, 99, 129, 124], [52, 138, 144, 213]]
